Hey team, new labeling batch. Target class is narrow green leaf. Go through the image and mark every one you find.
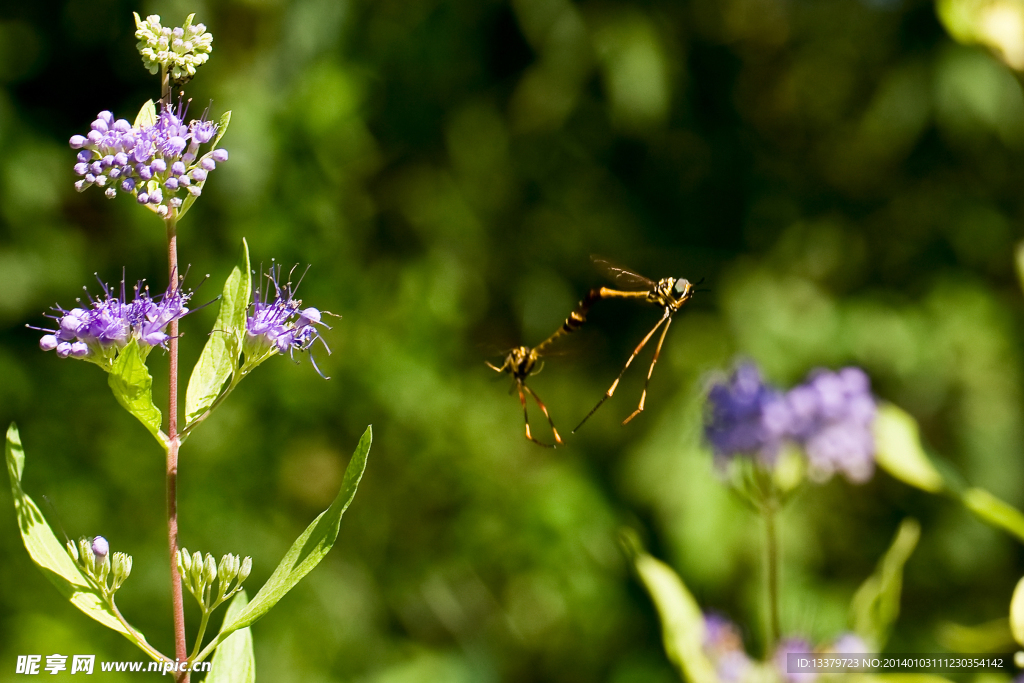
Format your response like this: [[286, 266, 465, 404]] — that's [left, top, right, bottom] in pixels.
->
[[202, 427, 372, 655], [134, 100, 157, 129], [212, 110, 232, 148], [185, 238, 251, 426], [108, 339, 165, 445], [850, 518, 921, 650], [1015, 241, 1024, 296], [963, 488, 1024, 544], [5, 424, 158, 656], [873, 404, 944, 493], [204, 590, 255, 683], [936, 617, 1015, 653], [621, 529, 719, 683]]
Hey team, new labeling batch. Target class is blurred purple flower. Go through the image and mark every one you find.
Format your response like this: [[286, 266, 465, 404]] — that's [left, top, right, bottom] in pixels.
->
[[774, 637, 817, 683], [704, 363, 791, 466], [784, 368, 876, 483], [702, 612, 753, 683], [704, 362, 877, 483], [830, 632, 867, 655]]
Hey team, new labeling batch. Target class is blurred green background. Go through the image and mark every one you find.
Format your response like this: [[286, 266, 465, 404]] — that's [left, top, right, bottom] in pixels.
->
[[2, 0, 1024, 680]]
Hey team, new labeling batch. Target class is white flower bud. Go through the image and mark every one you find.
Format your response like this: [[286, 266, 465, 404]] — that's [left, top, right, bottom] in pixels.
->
[[237, 556, 252, 584], [204, 553, 217, 584]]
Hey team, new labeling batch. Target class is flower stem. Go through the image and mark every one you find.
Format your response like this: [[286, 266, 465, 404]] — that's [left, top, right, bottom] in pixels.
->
[[189, 606, 212, 662], [110, 598, 172, 664], [764, 497, 781, 656], [165, 211, 188, 683]]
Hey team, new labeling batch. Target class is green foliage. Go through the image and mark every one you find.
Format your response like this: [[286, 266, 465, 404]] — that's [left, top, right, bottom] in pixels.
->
[[963, 488, 1024, 545], [107, 339, 166, 448], [621, 529, 718, 683], [1011, 576, 1024, 648], [185, 238, 250, 429], [198, 426, 372, 661], [4, 424, 162, 660], [133, 99, 157, 129], [850, 519, 921, 650], [205, 590, 256, 683], [8, 0, 1024, 679], [872, 404, 944, 494]]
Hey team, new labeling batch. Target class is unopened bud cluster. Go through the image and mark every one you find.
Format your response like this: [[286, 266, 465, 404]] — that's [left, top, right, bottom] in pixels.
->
[[67, 536, 132, 597], [135, 13, 213, 82], [178, 548, 251, 612]]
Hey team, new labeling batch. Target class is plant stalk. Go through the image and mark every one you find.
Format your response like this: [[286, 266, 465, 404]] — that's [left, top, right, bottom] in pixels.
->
[[159, 65, 190, 683], [166, 211, 188, 682], [764, 498, 781, 656]]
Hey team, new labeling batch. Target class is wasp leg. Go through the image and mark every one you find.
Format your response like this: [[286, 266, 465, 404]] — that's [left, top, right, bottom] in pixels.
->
[[573, 312, 669, 433], [622, 314, 673, 425], [523, 383, 563, 446], [518, 381, 558, 448]]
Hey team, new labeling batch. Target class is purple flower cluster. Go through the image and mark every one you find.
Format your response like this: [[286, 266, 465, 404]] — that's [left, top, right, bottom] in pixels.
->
[[704, 363, 877, 483], [704, 612, 867, 683], [704, 363, 791, 466], [773, 637, 817, 683], [244, 265, 332, 377], [33, 277, 191, 368], [773, 632, 867, 683], [703, 612, 753, 683], [69, 102, 227, 217]]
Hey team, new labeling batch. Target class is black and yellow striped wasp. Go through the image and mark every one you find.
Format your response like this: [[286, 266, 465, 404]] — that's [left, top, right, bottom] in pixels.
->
[[487, 345, 564, 448], [571, 257, 698, 432]]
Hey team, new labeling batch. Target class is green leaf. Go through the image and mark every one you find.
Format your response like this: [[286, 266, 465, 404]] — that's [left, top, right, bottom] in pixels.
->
[[108, 339, 165, 446], [178, 110, 230, 221], [200, 427, 372, 659], [621, 529, 719, 683], [204, 590, 255, 683], [963, 488, 1024, 544], [850, 518, 920, 650], [134, 100, 157, 129], [936, 617, 1015, 653], [1011, 576, 1024, 648], [5, 424, 160, 657], [1015, 241, 1024, 296], [873, 404, 944, 493], [185, 238, 251, 427], [212, 110, 232, 148]]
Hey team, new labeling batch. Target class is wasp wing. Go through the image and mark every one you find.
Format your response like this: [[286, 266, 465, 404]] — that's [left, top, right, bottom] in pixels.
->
[[590, 255, 655, 291]]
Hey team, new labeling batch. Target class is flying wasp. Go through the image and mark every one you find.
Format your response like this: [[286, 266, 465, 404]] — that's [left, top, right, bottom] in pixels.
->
[[572, 257, 698, 432], [487, 345, 564, 448]]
